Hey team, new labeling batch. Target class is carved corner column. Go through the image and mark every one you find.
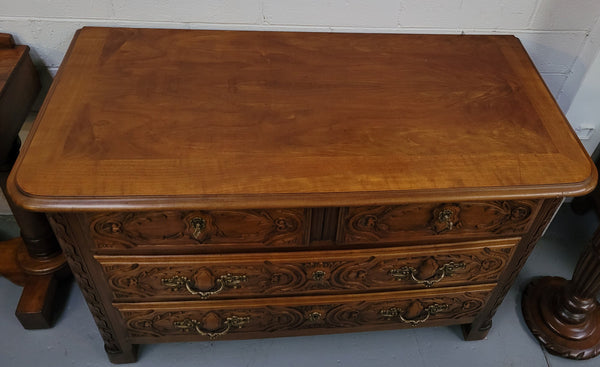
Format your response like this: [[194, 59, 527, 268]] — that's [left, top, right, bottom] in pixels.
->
[[47, 213, 138, 364], [463, 198, 563, 340], [0, 181, 71, 328], [522, 228, 600, 359], [0, 33, 71, 329]]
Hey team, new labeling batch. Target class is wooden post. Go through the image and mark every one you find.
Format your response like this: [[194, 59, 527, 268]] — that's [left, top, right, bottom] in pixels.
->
[[522, 228, 600, 359], [0, 33, 70, 329]]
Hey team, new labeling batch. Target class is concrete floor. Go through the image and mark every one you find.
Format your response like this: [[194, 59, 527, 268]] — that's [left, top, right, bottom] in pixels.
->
[[1, 206, 599, 367]]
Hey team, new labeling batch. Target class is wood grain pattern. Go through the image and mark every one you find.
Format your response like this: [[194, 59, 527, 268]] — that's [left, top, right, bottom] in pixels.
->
[[89, 209, 308, 252], [116, 285, 493, 342], [341, 200, 539, 244], [7, 28, 596, 211], [96, 238, 516, 301], [8, 29, 597, 362]]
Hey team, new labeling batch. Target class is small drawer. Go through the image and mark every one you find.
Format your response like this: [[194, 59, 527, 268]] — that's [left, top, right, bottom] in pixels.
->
[[88, 209, 309, 252], [116, 284, 494, 342], [340, 200, 540, 245], [97, 238, 517, 301]]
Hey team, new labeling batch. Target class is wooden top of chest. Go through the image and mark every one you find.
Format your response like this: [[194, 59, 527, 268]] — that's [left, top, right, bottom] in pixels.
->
[[8, 27, 596, 211]]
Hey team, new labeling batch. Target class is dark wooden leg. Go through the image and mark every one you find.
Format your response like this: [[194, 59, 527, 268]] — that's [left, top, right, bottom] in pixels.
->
[[0, 237, 71, 329], [105, 344, 139, 364], [522, 228, 600, 360], [1, 141, 71, 329], [463, 198, 563, 340], [17, 273, 60, 329], [1, 236, 70, 329]]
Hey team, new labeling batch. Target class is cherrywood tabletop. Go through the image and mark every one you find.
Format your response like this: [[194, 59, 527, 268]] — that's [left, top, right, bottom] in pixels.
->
[[8, 27, 596, 211]]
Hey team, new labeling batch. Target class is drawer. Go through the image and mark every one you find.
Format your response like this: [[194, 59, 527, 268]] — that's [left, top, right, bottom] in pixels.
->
[[340, 200, 540, 245], [97, 238, 517, 301], [116, 284, 494, 343], [88, 209, 309, 252]]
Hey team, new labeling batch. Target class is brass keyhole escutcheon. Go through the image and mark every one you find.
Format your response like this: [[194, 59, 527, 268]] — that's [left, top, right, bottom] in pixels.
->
[[190, 217, 207, 241], [312, 270, 326, 281], [431, 205, 461, 234], [307, 312, 322, 322], [439, 209, 454, 230]]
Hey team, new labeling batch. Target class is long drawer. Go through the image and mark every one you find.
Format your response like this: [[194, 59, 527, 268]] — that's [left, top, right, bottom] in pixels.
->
[[116, 284, 494, 343], [97, 238, 517, 301], [340, 200, 540, 245]]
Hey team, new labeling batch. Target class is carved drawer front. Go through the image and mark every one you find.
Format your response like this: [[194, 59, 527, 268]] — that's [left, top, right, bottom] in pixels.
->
[[116, 284, 494, 343], [97, 238, 517, 301], [340, 200, 540, 245], [88, 209, 308, 252]]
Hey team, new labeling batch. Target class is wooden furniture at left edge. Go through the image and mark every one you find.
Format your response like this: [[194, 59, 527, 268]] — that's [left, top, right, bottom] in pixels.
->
[[0, 33, 70, 329]]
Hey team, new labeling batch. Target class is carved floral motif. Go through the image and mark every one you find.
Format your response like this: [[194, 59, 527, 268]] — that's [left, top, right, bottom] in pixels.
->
[[120, 290, 490, 339], [47, 214, 123, 354], [101, 245, 514, 300], [464, 198, 562, 339], [89, 209, 307, 250], [343, 200, 539, 244]]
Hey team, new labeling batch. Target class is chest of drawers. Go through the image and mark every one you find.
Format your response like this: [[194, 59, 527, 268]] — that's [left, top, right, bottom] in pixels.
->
[[7, 28, 596, 363]]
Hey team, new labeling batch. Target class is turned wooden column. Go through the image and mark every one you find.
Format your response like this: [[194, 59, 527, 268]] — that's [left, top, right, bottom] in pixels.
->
[[0, 33, 70, 329], [522, 227, 600, 359]]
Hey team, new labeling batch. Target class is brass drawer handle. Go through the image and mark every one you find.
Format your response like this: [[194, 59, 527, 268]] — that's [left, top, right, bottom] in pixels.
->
[[389, 261, 465, 287], [190, 217, 207, 241], [161, 274, 247, 299], [174, 316, 250, 340], [380, 304, 448, 326]]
